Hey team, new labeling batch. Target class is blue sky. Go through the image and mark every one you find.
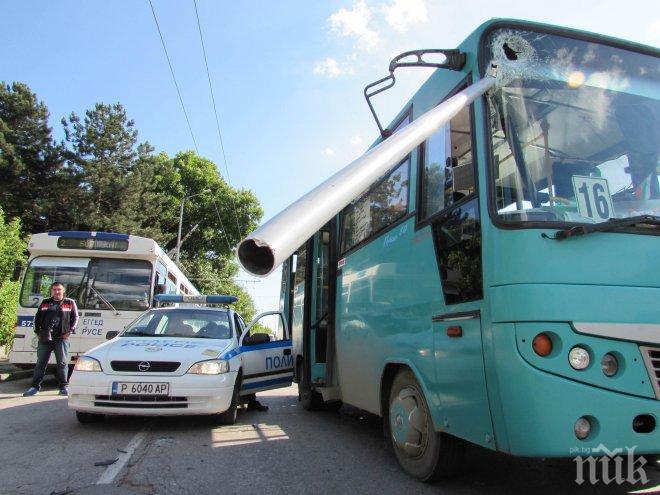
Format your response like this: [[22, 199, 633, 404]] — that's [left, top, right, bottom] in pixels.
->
[[2, 0, 659, 314]]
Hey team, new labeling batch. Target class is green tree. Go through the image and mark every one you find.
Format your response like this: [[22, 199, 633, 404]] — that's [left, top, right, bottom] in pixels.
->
[[0, 81, 73, 233], [0, 207, 27, 351], [62, 102, 141, 231], [181, 257, 256, 322], [157, 151, 262, 261]]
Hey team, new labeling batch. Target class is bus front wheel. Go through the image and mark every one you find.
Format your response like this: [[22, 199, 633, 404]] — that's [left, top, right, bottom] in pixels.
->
[[388, 369, 464, 482]]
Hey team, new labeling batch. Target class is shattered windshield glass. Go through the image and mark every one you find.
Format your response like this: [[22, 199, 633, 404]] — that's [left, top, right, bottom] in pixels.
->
[[486, 28, 660, 225]]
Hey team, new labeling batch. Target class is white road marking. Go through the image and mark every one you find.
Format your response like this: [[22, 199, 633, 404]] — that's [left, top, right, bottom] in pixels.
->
[[96, 429, 148, 485]]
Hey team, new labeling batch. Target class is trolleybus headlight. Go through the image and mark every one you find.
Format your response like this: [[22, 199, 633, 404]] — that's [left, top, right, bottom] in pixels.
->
[[601, 353, 619, 377], [187, 359, 229, 375], [574, 417, 592, 440], [568, 346, 590, 370], [532, 333, 553, 357], [74, 356, 103, 372]]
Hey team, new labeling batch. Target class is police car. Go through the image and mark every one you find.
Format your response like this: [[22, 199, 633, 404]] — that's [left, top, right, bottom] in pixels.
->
[[68, 294, 294, 424]]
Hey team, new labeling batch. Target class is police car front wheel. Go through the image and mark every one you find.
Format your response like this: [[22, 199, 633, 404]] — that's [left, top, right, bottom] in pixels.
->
[[216, 377, 241, 425]]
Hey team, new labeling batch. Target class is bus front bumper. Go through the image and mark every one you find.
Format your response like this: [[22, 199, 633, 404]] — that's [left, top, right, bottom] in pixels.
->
[[492, 326, 660, 457]]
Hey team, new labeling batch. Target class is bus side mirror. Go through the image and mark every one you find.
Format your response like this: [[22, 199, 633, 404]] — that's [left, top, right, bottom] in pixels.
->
[[106, 331, 119, 340], [11, 261, 23, 282]]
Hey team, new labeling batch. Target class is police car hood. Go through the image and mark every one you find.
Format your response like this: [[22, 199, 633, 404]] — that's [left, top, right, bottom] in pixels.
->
[[90, 337, 233, 374]]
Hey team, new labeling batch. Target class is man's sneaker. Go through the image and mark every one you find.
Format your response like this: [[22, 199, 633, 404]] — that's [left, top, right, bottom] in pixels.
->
[[58, 387, 68, 396], [22, 387, 39, 397]]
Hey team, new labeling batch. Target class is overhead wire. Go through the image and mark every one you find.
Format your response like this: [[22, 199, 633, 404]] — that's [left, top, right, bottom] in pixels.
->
[[148, 0, 236, 262], [210, 196, 233, 254], [192, 0, 245, 240], [148, 0, 199, 154]]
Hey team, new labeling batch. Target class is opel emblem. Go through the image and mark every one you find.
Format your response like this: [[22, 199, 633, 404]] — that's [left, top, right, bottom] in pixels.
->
[[138, 361, 151, 372]]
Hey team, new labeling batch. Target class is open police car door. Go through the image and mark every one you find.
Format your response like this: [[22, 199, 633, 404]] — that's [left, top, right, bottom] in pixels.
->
[[238, 311, 294, 395]]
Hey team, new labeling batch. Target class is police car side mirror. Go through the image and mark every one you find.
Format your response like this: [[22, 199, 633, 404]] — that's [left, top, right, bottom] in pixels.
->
[[106, 331, 119, 340]]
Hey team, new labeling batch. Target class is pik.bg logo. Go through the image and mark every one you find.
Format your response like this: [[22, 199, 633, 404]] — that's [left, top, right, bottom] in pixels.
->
[[572, 444, 650, 485]]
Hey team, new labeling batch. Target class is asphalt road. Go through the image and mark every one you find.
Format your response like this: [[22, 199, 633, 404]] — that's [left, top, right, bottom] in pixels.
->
[[1, 375, 658, 495]]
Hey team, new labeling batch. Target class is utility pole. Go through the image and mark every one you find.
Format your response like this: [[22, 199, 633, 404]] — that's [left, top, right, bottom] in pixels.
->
[[176, 189, 210, 264]]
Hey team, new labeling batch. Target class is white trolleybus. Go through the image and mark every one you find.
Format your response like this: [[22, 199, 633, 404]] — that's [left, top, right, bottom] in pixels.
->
[[10, 231, 198, 368]]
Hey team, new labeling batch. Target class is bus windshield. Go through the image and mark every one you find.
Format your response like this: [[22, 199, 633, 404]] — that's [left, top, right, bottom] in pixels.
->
[[20, 257, 152, 311], [20, 257, 88, 307], [487, 28, 660, 225], [122, 309, 232, 339]]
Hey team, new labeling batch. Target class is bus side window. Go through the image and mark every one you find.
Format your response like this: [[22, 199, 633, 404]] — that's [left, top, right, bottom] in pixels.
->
[[340, 111, 412, 254], [166, 272, 177, 295], [419, 96, 482, 304], [420, 99, 475, 221]]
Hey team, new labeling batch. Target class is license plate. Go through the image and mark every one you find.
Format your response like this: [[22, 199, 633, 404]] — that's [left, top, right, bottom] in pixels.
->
[[111, 382, 170, 396]]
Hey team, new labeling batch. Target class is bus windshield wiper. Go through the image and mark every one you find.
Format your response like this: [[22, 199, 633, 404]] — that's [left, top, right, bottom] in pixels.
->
[[88, 285, 119, 315], [543, 215, 660, 241]]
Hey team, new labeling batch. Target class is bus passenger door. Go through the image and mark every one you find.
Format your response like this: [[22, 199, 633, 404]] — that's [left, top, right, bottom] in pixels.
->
[[422, 98, 494, 448], [239, 311, 294, 395]]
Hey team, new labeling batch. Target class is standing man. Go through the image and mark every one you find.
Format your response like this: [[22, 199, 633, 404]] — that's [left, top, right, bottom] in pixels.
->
[[23, 282, 78, 396]]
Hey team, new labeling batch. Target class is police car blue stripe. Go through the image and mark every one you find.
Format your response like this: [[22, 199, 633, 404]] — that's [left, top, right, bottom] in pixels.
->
[[222, 348, 241, 360], [241, 376, 292, 390], [241, 340, 292, 352], [220, 340, 292, 360]]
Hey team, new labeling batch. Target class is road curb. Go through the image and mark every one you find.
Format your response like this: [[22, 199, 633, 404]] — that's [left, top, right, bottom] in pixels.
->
[[0, 369, 32, 383]]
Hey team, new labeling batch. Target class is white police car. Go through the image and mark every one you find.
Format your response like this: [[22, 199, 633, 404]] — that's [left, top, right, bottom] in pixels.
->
[[68, 294, 294, 424]]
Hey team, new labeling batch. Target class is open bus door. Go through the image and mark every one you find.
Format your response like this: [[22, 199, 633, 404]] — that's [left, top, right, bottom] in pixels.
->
[[287, 221, 340, 410]]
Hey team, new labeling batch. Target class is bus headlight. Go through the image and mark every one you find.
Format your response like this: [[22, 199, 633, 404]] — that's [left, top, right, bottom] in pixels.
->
[[601, 353, 619, 377], [187, 360, 229, 375], [568, 346, 590, 370], [574, 417, 592, 439], [74, 356, 103, 372]]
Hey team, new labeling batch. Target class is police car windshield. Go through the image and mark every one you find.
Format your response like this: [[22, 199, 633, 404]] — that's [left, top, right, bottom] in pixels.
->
[[122, 309, 232, 339]]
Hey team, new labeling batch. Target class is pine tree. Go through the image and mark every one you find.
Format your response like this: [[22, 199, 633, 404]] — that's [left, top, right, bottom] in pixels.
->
[[0, 82, 71, 232]]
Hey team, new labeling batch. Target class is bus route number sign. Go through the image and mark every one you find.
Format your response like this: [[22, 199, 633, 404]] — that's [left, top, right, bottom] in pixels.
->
[[571, 176, 614, 221]]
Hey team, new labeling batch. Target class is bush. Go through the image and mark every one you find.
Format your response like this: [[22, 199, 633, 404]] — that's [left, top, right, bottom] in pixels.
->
[[0, 281, 20, 353]]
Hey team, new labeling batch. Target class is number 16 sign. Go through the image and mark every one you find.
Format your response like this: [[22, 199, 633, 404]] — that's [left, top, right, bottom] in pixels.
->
[[571, 175, 614, 221]]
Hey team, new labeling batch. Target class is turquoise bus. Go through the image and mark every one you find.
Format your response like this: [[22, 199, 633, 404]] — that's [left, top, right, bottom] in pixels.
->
[[242, 19, 660, 480]]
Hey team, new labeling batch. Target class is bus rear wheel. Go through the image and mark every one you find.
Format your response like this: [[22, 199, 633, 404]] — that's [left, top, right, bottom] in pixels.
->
[[388, 369, 464, 482]]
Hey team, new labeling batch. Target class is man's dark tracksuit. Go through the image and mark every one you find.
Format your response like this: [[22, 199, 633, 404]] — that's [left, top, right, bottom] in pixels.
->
[[31, 297, 79, 389]]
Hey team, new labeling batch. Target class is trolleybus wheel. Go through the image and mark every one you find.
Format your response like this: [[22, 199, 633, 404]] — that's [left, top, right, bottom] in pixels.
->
[[76, 411, 104, 424], [217, 376, 241, 425], [388, 369, 464, 481]]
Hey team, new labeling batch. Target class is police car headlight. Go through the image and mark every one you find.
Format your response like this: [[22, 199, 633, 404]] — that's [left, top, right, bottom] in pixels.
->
[[187, 360, 229, 375], [74, 356, 103, 372]]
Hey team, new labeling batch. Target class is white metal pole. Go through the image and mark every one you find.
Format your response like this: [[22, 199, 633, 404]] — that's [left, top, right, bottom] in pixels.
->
[[238, 75, 496, 276]]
